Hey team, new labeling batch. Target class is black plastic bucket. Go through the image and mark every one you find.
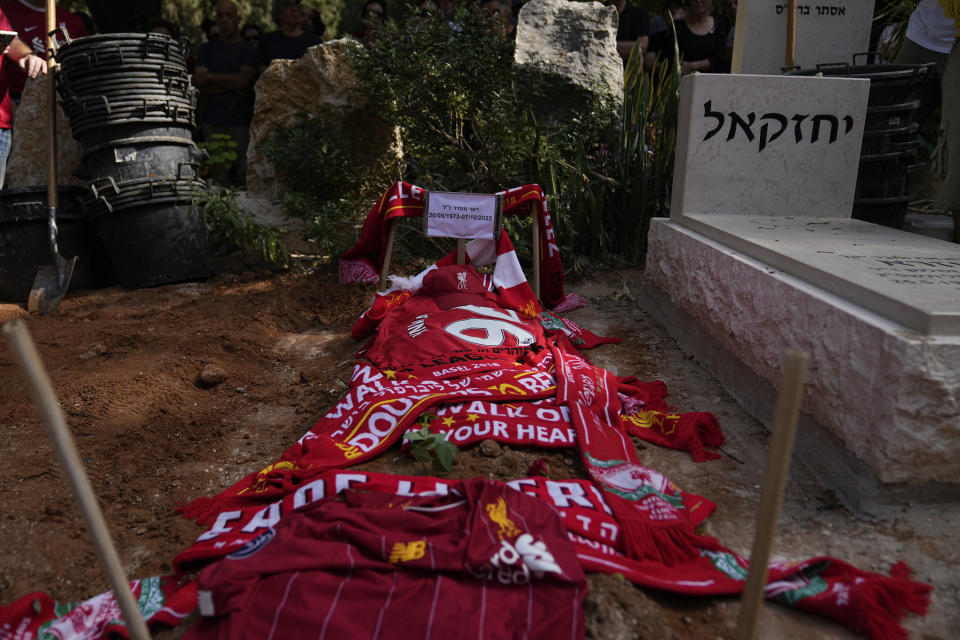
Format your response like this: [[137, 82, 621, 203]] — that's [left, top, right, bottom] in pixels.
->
[[77, 136, 206, 182], [62, 93, 196, 122], [60, 74, 195, 102], [74, 122, 194, 150], [58, 63, 190, 93], [855, 149, 924, 199], [852, 193, 914, 229], [784, 57, 934, 107], [0, 186, 114, 302], [66, 105, 197, 144], [55, 33, 189, 68], [864, 100, 921, 131], [83, 178, 210, 288], [861, 121, 919, 154]]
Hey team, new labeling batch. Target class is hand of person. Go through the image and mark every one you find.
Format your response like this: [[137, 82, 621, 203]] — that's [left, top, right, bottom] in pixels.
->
[[18, 52, 47, 78], [680, 60, 697, 75]]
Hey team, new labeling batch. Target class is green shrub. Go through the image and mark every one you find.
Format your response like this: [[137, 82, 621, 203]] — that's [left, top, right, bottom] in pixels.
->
[[263, 4, 681, 268], [191, 185, 290, 267]]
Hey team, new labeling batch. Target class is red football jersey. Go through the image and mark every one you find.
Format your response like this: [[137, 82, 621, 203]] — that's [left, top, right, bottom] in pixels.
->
[[2, 0, 88, 56], [188, 479, 586, 640], [2, 0, 88, 96], [359, 293, 547, 372]]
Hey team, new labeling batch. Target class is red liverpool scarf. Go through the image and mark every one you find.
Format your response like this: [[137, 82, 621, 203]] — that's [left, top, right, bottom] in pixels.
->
[[178, 357, 558, 519], [339, 182, 585, 311], [0, 577, 196, 640]]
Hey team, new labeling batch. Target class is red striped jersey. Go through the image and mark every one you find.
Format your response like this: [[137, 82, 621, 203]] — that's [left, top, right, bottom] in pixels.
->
[[188, 479, 586, 640]]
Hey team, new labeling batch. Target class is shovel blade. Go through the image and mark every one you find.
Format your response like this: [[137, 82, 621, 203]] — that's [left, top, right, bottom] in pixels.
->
[[27, 255, 77, 315]]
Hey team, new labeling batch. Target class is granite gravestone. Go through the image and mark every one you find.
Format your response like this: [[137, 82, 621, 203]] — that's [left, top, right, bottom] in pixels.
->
[[670, 73, 869, 219], [731, 0, 873, 75]]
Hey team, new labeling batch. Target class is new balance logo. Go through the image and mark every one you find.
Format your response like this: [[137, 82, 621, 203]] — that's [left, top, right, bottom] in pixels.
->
[[389, 540, 426, 563]]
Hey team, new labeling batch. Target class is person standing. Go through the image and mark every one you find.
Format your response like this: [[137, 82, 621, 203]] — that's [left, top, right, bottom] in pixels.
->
[[644, 0, 729, 74], [1, 0, 86, 102], [1, 0, 87, 56], [892, 0, 955, 207], [611, 0, 649, 63], [934, 0, 959, 240], [0, 6, 46, 187], [258, 0, 322, 73], [193, 0, 257, 186]]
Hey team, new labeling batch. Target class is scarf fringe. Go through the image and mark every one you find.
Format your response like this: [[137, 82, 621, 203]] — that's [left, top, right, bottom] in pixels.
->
[[175, 497, 223, 526], [618, 378, 669, 412], [553, 293, 587, 313], [606, 493, 720, 565], [682, 413, 725, 463], [856, 562, 932, 640], [339, 259, 378, 285], [619, 516, 721, 566]]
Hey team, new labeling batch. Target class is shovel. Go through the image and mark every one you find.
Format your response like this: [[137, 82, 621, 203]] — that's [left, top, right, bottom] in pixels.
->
[[27, 0, 76, 315]]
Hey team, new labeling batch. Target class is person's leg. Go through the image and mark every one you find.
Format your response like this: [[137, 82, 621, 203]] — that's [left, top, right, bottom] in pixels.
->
[[935, 39, 960, 239], [0, 127, 11, 189]]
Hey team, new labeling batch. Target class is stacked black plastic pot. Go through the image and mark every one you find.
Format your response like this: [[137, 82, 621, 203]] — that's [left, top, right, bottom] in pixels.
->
[[56, 32, 209, 288], [788, 55, 935, 229], [0, 186, 112, 301]]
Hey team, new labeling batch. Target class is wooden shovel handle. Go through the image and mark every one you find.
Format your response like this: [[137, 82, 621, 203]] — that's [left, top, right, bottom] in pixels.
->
[[3, 319, 152, 640], [785, 0, 797, 68], [47, 0, 57, 210]]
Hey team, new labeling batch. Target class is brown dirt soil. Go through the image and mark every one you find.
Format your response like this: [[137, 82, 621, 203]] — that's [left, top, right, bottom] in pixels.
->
[[1, 263, 957, 639]]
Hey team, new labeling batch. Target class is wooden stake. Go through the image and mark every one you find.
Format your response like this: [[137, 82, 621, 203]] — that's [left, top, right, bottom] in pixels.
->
[[531, 206, 541, 301], [735, 349, 808, 640], [3, 319, 152, 640], [379, 219, 397, 288], [785, 0, 797, 68], [456, 239, 466, 265]]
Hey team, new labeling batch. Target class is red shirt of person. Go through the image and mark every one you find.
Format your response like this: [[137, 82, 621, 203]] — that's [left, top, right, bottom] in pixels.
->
[[1, 0, 87, 97]]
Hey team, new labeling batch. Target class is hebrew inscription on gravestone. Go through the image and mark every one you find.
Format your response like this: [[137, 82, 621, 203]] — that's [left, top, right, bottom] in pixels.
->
[[731, 0, 873, 75], [671, 73, 869, 219]]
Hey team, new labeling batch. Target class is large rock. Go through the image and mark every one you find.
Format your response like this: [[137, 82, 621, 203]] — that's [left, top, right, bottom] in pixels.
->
[[514, 0, 623, 118], [6, 76, 85, 188], [246, 38, 397, 199]]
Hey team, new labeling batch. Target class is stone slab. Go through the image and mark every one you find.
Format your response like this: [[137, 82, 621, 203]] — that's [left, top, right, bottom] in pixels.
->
[[731, 0, 873, 75], [680, 214, 960, 335], [642, 218, 960, 502], [671, 73, 868, 220]]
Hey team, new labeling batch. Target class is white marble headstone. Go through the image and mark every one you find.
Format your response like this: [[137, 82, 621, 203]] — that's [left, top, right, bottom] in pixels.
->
[[671, 73, 869, 219], [731, 0, 873, 75]]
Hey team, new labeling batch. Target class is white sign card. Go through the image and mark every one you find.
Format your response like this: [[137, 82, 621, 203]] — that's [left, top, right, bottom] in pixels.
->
[[423, 191, 503, 239], [731, 0, 873, 75], [671, 73, 869, 219]]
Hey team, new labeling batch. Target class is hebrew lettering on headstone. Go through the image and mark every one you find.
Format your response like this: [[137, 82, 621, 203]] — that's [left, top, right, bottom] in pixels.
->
[[703, 107, 856, 151], [811, 114, 839, 143], [672, 74, 868, 218], [703, 100, 725, 140], [758, 114, 788, 152], [726, 112, 756, 142], [732, 1, 871, 74]]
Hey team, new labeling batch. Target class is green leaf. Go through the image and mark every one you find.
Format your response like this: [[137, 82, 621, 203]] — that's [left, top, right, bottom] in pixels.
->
[[433, 438, 457, 472]]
